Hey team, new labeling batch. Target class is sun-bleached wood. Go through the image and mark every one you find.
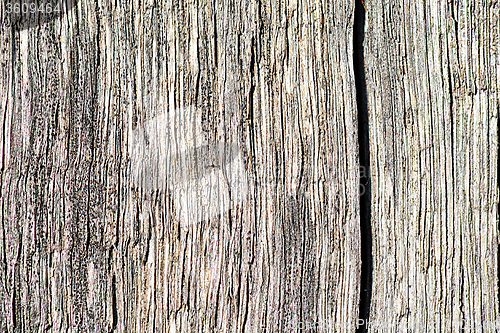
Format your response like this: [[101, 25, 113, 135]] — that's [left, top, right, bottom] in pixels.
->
[[364, 0, 500, 330], [0, 0, 361, 331]]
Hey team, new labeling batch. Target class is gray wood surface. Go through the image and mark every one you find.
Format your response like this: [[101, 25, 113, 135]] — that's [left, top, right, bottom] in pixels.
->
[[0, 0, 361, 332], [3, 0, 499, 331], [364, 0, 499, 331]]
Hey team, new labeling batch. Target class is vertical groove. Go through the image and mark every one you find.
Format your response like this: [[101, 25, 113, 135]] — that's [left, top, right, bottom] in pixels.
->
[[111, 274, 118, 330], [353, 0, 372, 332]]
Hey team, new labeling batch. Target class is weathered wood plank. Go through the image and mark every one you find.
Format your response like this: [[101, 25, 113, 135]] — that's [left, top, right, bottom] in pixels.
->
[[364, 0, 500, 330], [0, 0, 361, 331]]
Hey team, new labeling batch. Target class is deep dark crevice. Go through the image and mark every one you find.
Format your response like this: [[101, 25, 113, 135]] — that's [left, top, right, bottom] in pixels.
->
[[353, 0, 372, 332], [111, 274, 118, 330]]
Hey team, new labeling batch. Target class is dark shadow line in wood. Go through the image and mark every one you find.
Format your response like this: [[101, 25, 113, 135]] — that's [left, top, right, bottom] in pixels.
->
[[353, 0, 372, 331]]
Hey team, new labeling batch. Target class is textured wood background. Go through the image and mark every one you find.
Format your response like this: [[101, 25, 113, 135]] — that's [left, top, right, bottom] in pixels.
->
[[0, 0, 361, 331], [0, 0, 498, 332], [364, 0, 499, 330]]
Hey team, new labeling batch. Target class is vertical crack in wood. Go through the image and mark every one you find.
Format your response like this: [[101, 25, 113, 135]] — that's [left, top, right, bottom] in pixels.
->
[[111, 274, 118, 330], [353, 0, 372, 332]]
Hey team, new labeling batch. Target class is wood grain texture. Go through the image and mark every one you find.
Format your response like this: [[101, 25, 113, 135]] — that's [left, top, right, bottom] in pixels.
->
[[0, 0, 361, 331], [364, 0, 500, 330]]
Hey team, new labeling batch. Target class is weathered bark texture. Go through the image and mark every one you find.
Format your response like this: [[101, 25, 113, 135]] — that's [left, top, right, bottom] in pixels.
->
[[364, 0, 499, 331], [0, 0, 361, 332]]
